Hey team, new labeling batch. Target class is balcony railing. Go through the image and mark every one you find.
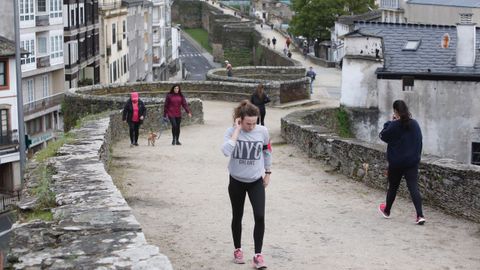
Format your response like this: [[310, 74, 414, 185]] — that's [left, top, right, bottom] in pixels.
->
[[36, 55, 50, 69], [35, 15, 49, 26], [0, 131, 19, 147], [24, 92, 64, 116], [380, 0, 399, 9]]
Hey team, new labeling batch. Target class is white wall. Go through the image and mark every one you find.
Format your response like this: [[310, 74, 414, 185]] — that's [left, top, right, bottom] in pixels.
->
[[344, 36, 383, 58], [375, 79, 480, 164]]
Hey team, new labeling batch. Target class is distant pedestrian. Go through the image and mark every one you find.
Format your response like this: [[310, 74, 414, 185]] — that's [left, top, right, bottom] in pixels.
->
[[302, 46, 309, 59], [306, 66, 316, 94], [163, 84, 192, 145], [270, 24, 273, 30], [222, 100, 272, 268], [260, 22, 263, 29], [286, 37, 292, 48], [250, 83, 271, 126], [283, 46, 288, 55], [225, 60, 233, 77], [378, 100, 426, 225], [272, 37, 277, 49], [287, 50, 292, 58], [266, 38, 271, 47], [122, 91, 146, 147]]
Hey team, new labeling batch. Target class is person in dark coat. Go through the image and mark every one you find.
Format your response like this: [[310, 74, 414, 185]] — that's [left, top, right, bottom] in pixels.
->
[[122, 91, 146, 147], [378, 100, 425, 225], [250, 83, 271, 126], [163, 84, 192, 145]]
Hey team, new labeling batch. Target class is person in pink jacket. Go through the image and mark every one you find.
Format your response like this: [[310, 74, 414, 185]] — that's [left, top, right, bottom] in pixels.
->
[[163, 84, 192, 145]]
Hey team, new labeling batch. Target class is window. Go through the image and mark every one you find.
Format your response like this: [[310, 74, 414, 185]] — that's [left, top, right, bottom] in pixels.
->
[[402, 76, 414, 91], [123, 20, 126, 39], [45, 114, 52, 130], [49, 0, 62, 18], [20, 39, 35, 65], [37, 37, 47, 55], [42, 75, 49, 97], [26, 79, 34, 103], [37, 0, 46, 12], [113, 60, 117, 81], [112, 23, 116, 44], [0, 109, 8, 137], [109, 63, 113, 83], [71, 9, 75, 26], [403, 40, 421, 51], [124, 55, 127, 73], [472, 142, 480, 166], [0, 61, 7, 88], [19, 0, 34, 21], [50, 35, 63, 59], [80, 7, 84, 24]]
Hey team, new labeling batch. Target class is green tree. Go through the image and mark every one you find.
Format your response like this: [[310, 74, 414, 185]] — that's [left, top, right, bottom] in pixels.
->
[[289, 0, 375, 41]]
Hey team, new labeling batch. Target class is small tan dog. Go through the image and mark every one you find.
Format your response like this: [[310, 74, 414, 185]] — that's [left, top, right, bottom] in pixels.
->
[[147, 132, 158, 146]]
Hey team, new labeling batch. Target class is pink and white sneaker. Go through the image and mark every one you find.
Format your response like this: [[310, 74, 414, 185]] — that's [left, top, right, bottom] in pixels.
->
[[416, 216, 426, 225], [252, 253, 267, 269], [378, 203, 391, 219], [233, 248, 245, 264]]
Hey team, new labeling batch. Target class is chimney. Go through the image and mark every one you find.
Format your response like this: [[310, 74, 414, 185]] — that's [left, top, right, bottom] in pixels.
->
[[456, 13, 476, 67]]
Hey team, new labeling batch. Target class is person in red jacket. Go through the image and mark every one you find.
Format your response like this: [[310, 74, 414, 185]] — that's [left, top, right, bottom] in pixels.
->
[[122, 92, 146, 147], [163, 84, 192, 145]]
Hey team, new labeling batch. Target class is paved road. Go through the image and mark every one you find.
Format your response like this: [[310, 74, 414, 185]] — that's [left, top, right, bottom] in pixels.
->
[[179, 33, 216, 81]]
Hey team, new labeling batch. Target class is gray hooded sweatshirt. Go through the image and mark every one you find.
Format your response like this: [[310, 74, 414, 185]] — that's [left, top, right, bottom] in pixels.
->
[[222, 125, 272, 183]]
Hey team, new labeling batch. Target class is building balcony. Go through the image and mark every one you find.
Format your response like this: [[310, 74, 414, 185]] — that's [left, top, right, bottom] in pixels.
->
[[0, 131, 19, 148], [35, 15, 49, 27], [98, 0, 121, 10], [24, 92, 64, 116], [36, 55, 50, 69], [380, 0, 400, 10]]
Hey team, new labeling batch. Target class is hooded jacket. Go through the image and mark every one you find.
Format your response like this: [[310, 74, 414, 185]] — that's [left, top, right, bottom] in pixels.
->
[[122, 92, 146, 123]]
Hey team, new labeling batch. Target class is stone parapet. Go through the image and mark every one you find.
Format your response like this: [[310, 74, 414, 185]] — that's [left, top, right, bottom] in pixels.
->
[[7, 117, 173, 269], [281, 109, 480, 223]]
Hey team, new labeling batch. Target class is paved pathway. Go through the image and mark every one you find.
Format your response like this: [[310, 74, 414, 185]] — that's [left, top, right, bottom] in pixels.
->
[[110, 100, 480, 270]]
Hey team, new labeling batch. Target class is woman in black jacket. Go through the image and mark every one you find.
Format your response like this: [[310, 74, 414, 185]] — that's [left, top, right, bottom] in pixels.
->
[[250, 83, 270, 126], [122, 92, 146, 146], [378, 100, 425, 225]]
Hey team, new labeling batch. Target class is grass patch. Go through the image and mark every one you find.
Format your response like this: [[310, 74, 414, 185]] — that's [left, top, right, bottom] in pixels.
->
[[31, 164, 56, 209], [35, 132, 75, 163], [336, 107, 353, 138], [24, 209, 53, 222], [184, 28, 212, 53]]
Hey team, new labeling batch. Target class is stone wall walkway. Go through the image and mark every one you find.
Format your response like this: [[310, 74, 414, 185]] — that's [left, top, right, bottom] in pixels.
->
[[110, 100, 480, 270]]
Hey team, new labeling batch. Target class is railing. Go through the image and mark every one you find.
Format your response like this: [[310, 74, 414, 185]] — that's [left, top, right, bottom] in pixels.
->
[[35, 14, 49, 26], [380, 0, 399, 9], [24, 92, 64, 115], [98, 0, 121, 10], [0, 131, 18, 146], [0, 192, 21, 213], [36, 55, 50, 69]]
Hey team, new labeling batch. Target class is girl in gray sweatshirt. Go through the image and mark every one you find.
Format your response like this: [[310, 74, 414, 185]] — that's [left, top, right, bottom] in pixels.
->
[[221, 100, 272, 269]]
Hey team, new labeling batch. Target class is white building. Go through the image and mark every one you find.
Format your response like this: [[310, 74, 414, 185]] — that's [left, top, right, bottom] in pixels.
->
[[0, 36, 21, 193], [341, 18, 480, 165], [151, 0, 172, 81], [0, 0, 65, 153], [99, 0, 130, 84]]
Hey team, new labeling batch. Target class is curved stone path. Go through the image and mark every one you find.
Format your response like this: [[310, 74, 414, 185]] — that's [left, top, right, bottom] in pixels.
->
[[110, 100, 480, 270]]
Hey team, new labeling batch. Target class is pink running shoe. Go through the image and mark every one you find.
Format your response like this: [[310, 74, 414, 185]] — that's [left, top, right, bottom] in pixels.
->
[[416, 216, 426, 225], [233, 248, 245, 264], [252, 253, 267, 269], [378, 203, 390, 219]]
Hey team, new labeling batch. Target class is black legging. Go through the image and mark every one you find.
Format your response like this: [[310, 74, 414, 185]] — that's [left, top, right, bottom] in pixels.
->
[[169, 117, 182, 141], [257, 108, 266, 126], [385, 165, 423, 217], [128, 121, 140, 144], [228, 175, 265, 254]]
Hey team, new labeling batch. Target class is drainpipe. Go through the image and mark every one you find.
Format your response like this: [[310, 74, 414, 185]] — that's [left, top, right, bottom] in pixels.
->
[[13, 0, 26, 187]]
